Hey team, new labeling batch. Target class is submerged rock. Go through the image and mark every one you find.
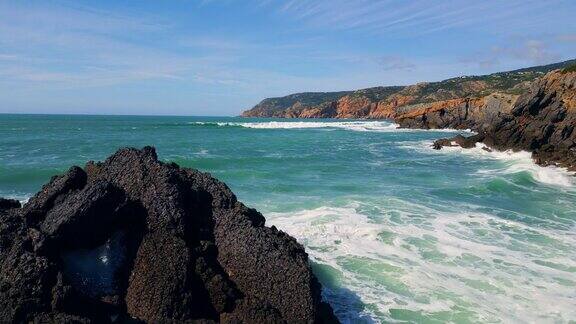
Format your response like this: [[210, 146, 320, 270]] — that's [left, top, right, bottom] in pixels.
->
[[432, 133, 485, 150], [0, 146, 338, 323]]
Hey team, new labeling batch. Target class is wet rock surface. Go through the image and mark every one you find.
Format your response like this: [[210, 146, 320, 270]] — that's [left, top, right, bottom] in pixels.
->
[[0, 146, 338, 323], [432, 133, 486, 150]]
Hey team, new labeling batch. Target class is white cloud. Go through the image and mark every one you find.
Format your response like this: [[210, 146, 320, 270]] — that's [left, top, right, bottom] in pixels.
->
[[263, 0, 568, 36], [0, 2, 244, 89]]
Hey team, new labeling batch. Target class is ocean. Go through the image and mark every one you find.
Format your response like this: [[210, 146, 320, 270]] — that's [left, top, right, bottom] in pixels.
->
[[1, 114, 575, 323]]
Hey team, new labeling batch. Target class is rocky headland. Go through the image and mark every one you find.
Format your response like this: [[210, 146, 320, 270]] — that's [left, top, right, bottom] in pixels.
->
[[242, 60, 574, 120], [431, 68, 576, 171], [242, 60, 576, 170], [0, 147, 338, 323]]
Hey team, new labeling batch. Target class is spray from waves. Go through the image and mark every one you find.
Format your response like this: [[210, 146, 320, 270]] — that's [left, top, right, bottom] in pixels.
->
[[188, 120, 399, 132], [187, 121, 472, 133], [226, 121, 400, 132], [185, 121, 243, 128], [266, 201, 576, 323], [400, 140, 575, 188]]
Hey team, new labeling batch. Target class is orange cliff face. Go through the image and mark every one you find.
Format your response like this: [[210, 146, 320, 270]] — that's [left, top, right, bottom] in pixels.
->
[[266, 80, 507, 121], [334, 95, 375, 118], [394, 93, 518, 129], [539, 69, 576, 111], [292, 95, 379, 119], [394, 98, 485, 120], [370, 95, 416, 119], [260, 93, 515, 124], [284, 94, 417, 119]]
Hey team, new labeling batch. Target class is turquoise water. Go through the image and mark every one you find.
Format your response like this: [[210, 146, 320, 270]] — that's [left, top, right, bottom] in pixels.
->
[[1, 114, 575, 323]]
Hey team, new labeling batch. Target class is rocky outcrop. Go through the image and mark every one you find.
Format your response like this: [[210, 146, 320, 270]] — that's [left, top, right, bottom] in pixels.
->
[[432, 134, 487, 150], [395, 93, 518, 130], [432, 70, 576, 170], [0, 147, 338, 323]]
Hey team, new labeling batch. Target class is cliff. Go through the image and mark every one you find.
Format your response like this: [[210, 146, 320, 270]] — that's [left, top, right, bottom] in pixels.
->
[[241, 59, 576, 120], [0, 147, 338, 323], [394, 93, 518, 130], [242, 59, 576, 170], [432, 69, 576, 170]]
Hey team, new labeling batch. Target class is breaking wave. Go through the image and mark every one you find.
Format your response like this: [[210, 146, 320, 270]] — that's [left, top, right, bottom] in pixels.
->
[[400, 141, 575, 188], [187, 121, 471, 133], [266, 201, 576, 323]]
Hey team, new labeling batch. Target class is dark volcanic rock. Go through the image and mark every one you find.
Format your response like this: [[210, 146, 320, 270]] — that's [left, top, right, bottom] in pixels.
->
[[0, 147, 338, 323], [0, 198, 20, 210], [432, 133, 486, 150]]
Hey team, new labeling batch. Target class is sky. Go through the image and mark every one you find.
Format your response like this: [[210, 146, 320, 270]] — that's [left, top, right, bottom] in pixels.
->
[[0, 0, 575, 116]]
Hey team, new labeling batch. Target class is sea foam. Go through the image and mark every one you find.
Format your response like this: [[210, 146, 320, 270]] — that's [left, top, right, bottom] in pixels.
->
[[401, 140, 575, 188], [266, 201, 576, 323], [188, 120, 471, 133]]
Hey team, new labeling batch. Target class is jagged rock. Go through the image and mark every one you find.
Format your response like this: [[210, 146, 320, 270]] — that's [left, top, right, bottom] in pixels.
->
[[432, 133, 485, 150], [482, 70, 576, 170], [430, 70, 576, 171], [0, 147, 338, 323]]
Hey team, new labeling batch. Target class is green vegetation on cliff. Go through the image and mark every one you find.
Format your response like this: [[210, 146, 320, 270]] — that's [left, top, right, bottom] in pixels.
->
[[562, 63, 576, 74], [244, 91, 351, 117], [242, 59, 576, 118]]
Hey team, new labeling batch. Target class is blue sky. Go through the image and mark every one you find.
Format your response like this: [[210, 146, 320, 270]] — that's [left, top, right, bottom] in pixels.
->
[[1, 0, 575, 116]]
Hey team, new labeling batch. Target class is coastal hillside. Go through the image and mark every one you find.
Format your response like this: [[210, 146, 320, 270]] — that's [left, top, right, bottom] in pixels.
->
[[242, 59, 576, 119]]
